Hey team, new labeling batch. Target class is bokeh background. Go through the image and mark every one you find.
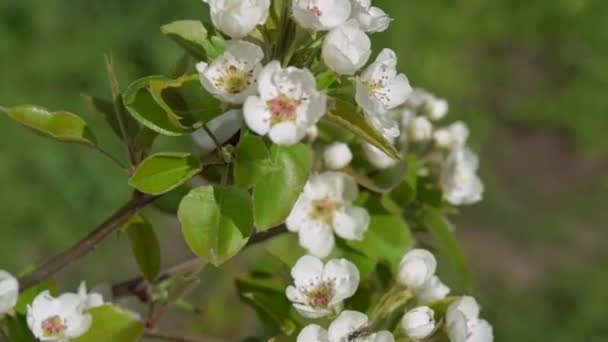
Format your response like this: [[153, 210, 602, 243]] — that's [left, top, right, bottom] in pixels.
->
[[1, 0, 607, 340]]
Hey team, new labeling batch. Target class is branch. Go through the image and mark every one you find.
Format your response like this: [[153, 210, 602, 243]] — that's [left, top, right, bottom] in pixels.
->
[[18, 192, 157, 291], [145, 330, 222, 342], [112, 225, 288, 302]]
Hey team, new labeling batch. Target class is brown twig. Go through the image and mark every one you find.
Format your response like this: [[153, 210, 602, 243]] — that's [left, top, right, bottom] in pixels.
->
[[18, 192, 157, 291]]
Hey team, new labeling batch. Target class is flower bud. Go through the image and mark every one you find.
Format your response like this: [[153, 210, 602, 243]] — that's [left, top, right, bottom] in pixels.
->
[[401, 306, 436, 340], [425, 97, 448, 121], [350, 0, 391, 33], [207, 0, 270, 39], [323, 143, 353, 170], [416, 275, 450, 304], [362, 142, 397, 170], [398, 249, 437, 289], [0, 270, 18, 315], [408, 116, 433, 142], [322, 20, 371, 75]]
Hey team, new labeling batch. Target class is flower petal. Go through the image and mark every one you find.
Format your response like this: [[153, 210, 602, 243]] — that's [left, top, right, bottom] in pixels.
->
[[328, 310, 369, 340], [297, 324, 330, 342], [243, 96, 272, 135], [332, 206, 369, 241], [291, 255, 324, 288], [323, 259, 360, 303], [298, 224, 335, 258]]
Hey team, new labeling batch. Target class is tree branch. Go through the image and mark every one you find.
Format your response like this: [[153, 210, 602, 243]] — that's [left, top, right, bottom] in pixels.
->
[[18, 192, 157, 291], [145, 330, 222, 342]]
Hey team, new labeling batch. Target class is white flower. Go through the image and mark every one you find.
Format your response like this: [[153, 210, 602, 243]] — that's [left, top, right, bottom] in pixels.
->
[[0, 270, 18, 315], [286, 172, 370, 258], [446, 297, 493, 342], [193, 109, 242, 153], [349, 0, 391, 33], [425, 97, 449, 121], [322, 20, 372, 75], [293, 0, 352, 31], [401, 306, 436, 340], [397, 249, 437, 289], [441, 147, 484, 206], [408, 116, 433, 142], [244, 61, 327, 145], [433, 121, 470, 149], [77, 282, 104, 311], [356, 49, 411, 116], [416, 276, 450, 305], [298, 311, 395, 342], [286, 255, 359, 318], [206, 0, 270, 39], [27, 291, 92, 341], [323, 143, 353, 170], [196, 40, 264, 104], [362, 142, 397, 170]]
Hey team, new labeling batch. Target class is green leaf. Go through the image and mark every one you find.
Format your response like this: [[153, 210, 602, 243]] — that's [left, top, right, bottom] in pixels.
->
[[178, 186, 253, 266], [82, 95, 139, 143], [348, 215, 413, 268], [264, 233, 305, 267], [421, 207, 472, 291], [15, 276, 58, 314], [129, 152, 201, 195], [324, 98, 399, 159], [161, 20, 225, 61], [123, 214, 162, 282], [2, 315, 37, 342], [234, 134, 270, 188], [253, 144, 312, 230], [72, 305, 144, 342], [390, 155, 418, 208], [153, 185, 191, 214], [1, 105, 96, 145]]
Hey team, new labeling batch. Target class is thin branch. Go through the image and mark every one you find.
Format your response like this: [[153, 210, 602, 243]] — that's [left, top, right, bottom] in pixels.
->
[[91, 145, 129, 171], [18, 192, 157, 291], [245, 224, 287, 247], [145, 330, 221, 342]]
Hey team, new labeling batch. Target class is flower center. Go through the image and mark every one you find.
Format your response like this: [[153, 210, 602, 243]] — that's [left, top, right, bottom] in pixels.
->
[[305, 281, 335, 309], [307, 5, 323, 17], [268, 94, 301, 125], [311, 198, 339, 224], [215, 65, 253, 94], [42, 315, 67, 338]]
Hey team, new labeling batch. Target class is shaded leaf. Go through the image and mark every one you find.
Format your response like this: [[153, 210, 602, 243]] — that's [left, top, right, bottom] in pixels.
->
[[72, 305, 144, 342], [129, 152, 202, 195], [82, 95, 139, 144], [161, 20, 225, 61], [2, 314, 37, 342], [234, 134, 270, 189], [123, 214, 162, 282]]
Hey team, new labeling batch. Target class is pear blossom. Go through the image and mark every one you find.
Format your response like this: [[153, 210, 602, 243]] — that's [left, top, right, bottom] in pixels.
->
[[408, 116, 433, 142], [244, 61, 327, 145], [441, 147, 484, 206], [433, 121, 470, 149], [397, 249, 437, 289], [349, 0, 391, 33], [196, 40, 264, 104], [193, 109, 242, 153], [362, 142, 397, 170], [322, 20, 372, 75], [356, 49, 412, 116], [77, 282, 104, 311], [298, 310, 395, 342], [206, 0, 270, 39], [425, 97, 449, 121], [27, 291, 92, 341], [286, 172, 370, 258], [446, 296, 494, 342], [405, 88, 449, 121], [286, 255, 359, 318], [293, 0, 352, 31], [401, 306, 436, 340], [0, 270, 18, 315], [323, 143, 353, 170], [416, 275, 450, 304]]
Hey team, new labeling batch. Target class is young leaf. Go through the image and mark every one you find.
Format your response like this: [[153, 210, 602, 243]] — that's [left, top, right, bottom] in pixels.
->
[[82, 95, 139, 143], [128, 153, 202, 195], [72, 305, 144, 342], [234, 134, 270, 189], [123, 214, 162, 282], [324, 98, 399, 159], [1, 105, 96, 145], [161, 20, 225, 61], [421, 207, 472, 291], [178, 186, 253, 266], [253, 144, 312, 230]]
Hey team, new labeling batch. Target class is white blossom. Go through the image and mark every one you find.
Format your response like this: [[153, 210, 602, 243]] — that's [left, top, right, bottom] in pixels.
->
[[433, 121, 470, 149], [405, 88, 449, 121], [401, 306, 436, 340], [446, 296, 494, 342], [293, 0, 352, 31], [286, 255, 359, 318], [193, 109, 242, 153], [27, 291, 92, 341], [356, 49, 411, 116], [349, 0, 391, 33], [298, 311, 395, 342], [441, 147, 484, 206], [323, 143, 353, 170], [206, 0, 270, 39], [77, 282, 104, 311], [0, 270, 18, 315], [286, 172, 370, 258], [408, 116, 433, 142], [397, 249, 437, 289], [362, 142, 397, 170], [416, 275, 450, 305], [196, 40, 264, 104], [244, 61, 327, 145], [322, 20, 372, 75]]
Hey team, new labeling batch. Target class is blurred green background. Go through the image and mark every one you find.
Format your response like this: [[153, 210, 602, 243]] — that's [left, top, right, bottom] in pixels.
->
[[1, 0, 607, 340]]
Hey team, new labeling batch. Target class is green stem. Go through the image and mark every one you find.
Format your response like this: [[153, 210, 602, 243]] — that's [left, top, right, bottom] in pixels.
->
[[92, 145, 129, 172]]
